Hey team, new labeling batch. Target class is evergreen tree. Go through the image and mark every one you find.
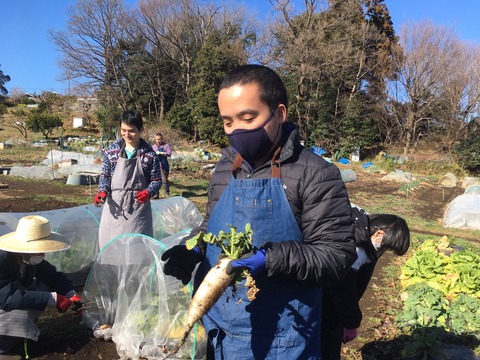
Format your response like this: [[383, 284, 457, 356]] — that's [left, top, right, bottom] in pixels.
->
[[167, 24, 249, 143], [0, 64, 11, 97]]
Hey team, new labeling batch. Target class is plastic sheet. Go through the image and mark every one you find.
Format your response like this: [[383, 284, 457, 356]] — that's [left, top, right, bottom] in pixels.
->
[[83, 232, 206, 360], [0, 196, 203, 272], [340, 169, 357, 183], [0, 197, 206, 359], [310, 146, 326, 156], [465, 185, 480, 195], [438, 172, 457, 187], [443, 193, 480, 230], [381, 169, 415, 183], [462, 177, 480, 189]]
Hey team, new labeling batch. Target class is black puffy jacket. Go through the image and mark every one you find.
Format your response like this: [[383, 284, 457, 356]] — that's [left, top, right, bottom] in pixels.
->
[[0, 251, 74, 311], [323, 205, 378, 329], [191, 123, 356, 287]]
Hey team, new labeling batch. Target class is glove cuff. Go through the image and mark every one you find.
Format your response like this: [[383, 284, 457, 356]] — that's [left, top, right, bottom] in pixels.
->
[[192, 245, 202, 255], [48, 292, 57, 307]]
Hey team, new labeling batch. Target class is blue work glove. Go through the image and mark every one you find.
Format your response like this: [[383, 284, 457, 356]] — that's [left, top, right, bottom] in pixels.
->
[[161, 245, 202, 285], [226, 249, 266, 277]]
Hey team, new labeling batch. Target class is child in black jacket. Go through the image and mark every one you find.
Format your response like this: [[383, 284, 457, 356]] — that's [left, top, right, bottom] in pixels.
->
[[321, 205, 410, 360]]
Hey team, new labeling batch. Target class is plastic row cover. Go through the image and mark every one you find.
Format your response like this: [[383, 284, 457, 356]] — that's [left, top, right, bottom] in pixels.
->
[[0, 197, 205, 359], [444, 193, 480, 230], [0, 196, 203, 272]]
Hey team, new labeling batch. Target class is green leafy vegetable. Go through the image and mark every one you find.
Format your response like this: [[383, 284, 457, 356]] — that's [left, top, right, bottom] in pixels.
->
[[185, 224, 253, 260], [447, 294, 480, 339], [396, 282, 448, 329], [397, 236, 480, 339]]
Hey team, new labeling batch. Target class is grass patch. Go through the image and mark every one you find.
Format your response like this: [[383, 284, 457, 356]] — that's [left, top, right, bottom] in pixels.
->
[[0, 145, 51, 166]]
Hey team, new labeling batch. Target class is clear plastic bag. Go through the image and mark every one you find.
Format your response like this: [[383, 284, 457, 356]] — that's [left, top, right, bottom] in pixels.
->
[[83, 232, 207, 359]]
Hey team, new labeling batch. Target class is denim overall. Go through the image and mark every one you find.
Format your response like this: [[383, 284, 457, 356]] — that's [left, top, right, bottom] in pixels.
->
[[201, 154, 323, 359]]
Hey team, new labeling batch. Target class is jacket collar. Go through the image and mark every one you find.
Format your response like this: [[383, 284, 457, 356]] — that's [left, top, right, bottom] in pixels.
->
[[279, 122, 299, 162]]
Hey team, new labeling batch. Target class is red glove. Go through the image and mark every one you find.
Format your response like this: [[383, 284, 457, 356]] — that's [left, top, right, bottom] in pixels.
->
[[70, 294, 87, 315], [56, 294, 72, 313], [343, 328, 358, 343], [136, 190, 150, 204], [94, 191, 107, 207], [70, 294, 84, 302]]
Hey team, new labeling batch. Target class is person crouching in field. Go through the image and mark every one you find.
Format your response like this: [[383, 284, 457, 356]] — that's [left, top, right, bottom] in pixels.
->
[[0, 215, 85, 360], [321, 204, 410, 360]]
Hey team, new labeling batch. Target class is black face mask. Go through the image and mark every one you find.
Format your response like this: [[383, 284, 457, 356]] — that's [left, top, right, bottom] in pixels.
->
[[227, 111, 280, 165]]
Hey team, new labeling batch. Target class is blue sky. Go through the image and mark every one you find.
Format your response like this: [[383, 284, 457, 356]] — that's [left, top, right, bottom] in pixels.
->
[[2, 0, 480, 95]]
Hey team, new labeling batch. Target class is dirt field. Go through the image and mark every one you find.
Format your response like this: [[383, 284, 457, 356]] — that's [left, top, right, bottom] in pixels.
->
[[0, 169, 473, 359]]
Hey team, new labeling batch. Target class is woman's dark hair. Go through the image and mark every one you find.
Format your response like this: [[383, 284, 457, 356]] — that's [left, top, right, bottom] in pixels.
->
[[219, 64, 288, 112], [120, 110, 143, 131], [369, 214, 410, 256]]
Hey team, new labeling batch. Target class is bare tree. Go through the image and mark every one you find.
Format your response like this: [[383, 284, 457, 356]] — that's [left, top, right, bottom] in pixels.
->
[[50, 0, 131, 109], [270, 0, 389, 152], [137, 0, 221, 100], [7, 109, 29, 140], [439, 44, 480, 151], [135, 0, 255, 123], [8, 88, 26, 105], [269, 0, 328, 141], [388, 21, 461, 154]]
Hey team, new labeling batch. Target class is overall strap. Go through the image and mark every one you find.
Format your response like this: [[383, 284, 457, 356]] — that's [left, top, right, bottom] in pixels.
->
[[271, 147, 282, 178], [231, 148, 282, 178], [232, 153, 244, 176]]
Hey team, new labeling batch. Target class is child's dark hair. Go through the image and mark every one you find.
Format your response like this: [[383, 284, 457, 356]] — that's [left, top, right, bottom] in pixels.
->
[[219, 64, 288, 112], [120, 110, 143, 131], [369, 214, 410, 256]]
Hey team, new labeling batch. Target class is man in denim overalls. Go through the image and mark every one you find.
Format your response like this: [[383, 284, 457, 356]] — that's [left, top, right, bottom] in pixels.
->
[[162, 65, 356, 359]]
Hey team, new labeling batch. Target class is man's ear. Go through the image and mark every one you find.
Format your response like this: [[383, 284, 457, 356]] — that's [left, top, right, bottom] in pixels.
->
[[277, 104, 287, 123]]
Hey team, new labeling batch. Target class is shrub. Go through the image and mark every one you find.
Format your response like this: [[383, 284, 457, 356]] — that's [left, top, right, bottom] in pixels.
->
[[26, 111, 63, 139], [402, 158, 465, 177], [453, 133, 480, 175]]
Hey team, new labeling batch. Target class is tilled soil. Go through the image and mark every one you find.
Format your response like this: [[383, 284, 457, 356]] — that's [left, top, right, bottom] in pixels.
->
[[0, 170, 474, 359]]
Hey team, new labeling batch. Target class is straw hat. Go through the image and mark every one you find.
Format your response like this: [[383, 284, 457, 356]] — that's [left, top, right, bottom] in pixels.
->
[[0, 215, 70, 253]]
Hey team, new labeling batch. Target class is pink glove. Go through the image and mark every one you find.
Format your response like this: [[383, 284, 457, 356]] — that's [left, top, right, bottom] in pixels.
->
[[94, 191, 107, 207], [136, 190, 151, 204], [56, 294, 72, 313], [343, 328, 357, 343]]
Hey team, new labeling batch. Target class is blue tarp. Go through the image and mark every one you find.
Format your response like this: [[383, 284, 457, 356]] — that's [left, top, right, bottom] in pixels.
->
[[310, 146, 326, 156]]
